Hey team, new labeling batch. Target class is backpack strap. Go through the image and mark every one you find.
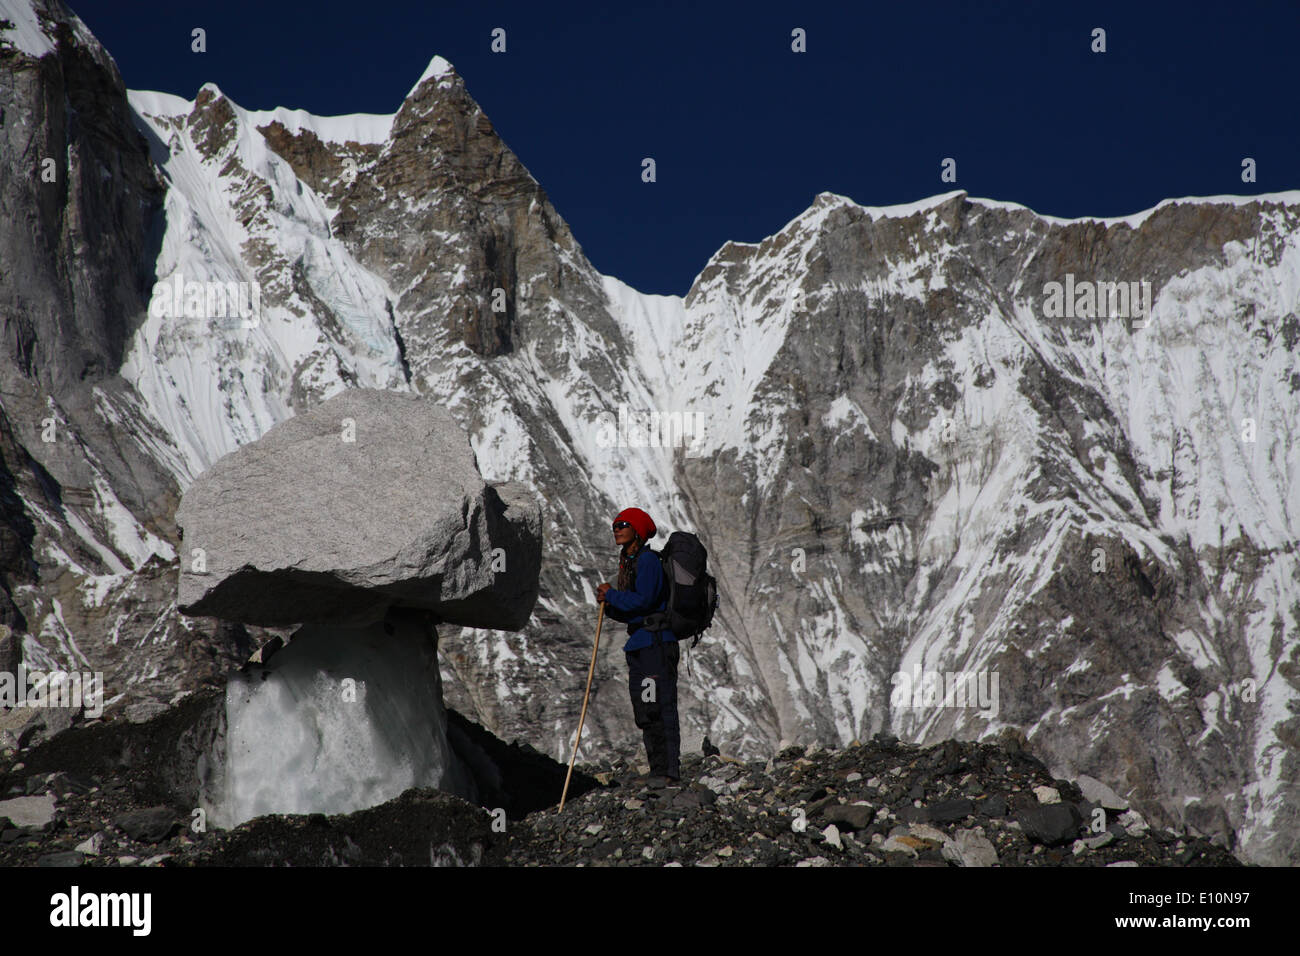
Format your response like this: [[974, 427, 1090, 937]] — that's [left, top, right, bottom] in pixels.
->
[[641, 550, 674, 633]]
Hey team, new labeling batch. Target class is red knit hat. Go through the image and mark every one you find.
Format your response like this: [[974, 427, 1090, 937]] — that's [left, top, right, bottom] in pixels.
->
[[614, 507, 656, 542]]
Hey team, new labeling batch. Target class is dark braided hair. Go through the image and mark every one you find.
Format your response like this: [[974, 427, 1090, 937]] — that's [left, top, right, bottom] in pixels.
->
[[616, 536, 644, 592]]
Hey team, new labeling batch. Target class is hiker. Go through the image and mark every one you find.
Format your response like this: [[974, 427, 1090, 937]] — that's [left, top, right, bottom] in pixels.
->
[[596, 507, 681, 786]]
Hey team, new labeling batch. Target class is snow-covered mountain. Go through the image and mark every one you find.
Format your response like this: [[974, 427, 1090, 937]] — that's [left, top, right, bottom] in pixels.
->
[[1, 0, 1297, 864]]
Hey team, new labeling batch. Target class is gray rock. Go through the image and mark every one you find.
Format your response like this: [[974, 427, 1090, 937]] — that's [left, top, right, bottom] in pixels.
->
[[251, 636, 284, 664], [942, 828, 999, 867], [1118, 809, 1148, 832], [3, 704, 78, 751], [821, 824, 842, 850], [0, 794, 56, 828], [176, 390, 541, 629], [1076, 774, 1130, 811], [75, 832, 106, 856], [879, 835, 920, 857], [37, 851, 85, 867], [697, 774, 736, 795], [124, 699, 171, 723], [905, 823, 949, 844]]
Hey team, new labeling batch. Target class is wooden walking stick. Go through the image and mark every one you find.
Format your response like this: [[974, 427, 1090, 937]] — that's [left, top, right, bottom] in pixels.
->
[[559, 601, 605, 811]]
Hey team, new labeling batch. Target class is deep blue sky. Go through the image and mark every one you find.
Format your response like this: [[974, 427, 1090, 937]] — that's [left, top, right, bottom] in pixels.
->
[[71, 0, 1299, 297]]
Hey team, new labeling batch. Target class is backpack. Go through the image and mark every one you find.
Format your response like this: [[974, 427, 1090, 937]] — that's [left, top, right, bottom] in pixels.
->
[[644, 531, 718, 647]]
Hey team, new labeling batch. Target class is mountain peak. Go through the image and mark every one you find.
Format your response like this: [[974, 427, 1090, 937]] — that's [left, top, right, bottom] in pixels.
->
[[194, 81, 227, 108], [797, 190, 970, 229], [404, 54, 456, 100]]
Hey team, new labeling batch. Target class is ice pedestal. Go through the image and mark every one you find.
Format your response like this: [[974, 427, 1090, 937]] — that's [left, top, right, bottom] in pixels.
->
[[203, 611, 474, 829]]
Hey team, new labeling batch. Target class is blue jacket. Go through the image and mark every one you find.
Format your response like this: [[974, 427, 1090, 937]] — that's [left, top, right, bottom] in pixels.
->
[[604, 547, 678, 652]]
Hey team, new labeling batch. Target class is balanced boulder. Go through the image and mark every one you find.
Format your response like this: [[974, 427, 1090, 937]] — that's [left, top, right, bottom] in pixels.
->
[[176, 389, 541, 629]]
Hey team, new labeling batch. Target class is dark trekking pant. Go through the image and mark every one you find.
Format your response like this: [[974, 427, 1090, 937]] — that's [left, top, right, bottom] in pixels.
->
[[626, 638, 680, 778]]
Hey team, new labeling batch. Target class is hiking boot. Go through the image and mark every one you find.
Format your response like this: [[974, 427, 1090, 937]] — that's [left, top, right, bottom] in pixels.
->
[[646, 775, 681, 789]]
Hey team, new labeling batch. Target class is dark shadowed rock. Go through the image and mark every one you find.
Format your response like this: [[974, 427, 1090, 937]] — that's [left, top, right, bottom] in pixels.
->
[[114, 807, 176, 843], [823, 803, 875, 830], [981, 794, 1008, 818], [927, 797, 974, 823], [188, 788, 500, 866], [37, 850, 84, 867], [176, 390, 541, 629], [1016, 803, 1083, 846]]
